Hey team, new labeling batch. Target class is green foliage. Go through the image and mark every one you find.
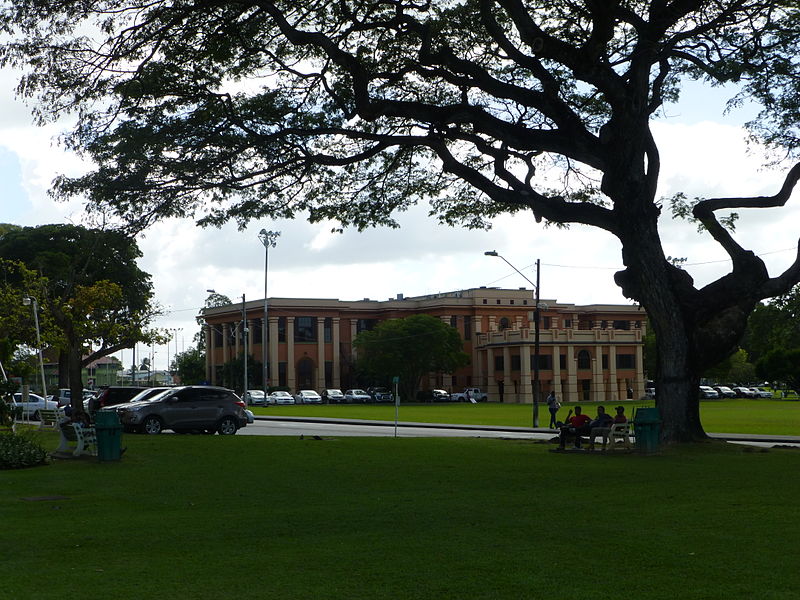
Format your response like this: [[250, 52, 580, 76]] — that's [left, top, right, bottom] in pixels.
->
[[756, 348, 800, 391], [219, 355, 263, 394], [171, 347, 206, 385], [354, 314, 469, 401], [0, 432, 48, 469]]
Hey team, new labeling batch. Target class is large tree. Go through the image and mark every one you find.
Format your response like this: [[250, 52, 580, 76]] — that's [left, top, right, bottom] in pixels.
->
[[3, 1, 800, 440], [354, 315, 469, 403], [0, 224, 161, 416]]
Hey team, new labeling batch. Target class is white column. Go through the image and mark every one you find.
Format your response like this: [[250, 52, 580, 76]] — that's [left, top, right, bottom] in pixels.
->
[[332, 318, 341, 388], [287, 317, 296, 391], [317, 318, 326, 391]]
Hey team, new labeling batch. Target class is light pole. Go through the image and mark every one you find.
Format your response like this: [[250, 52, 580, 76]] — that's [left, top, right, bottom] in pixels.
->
[[258, 229, 280, 394], [241, 294, 248, 402], [22, 296, 47, 401], [484, 251, 542, 428]]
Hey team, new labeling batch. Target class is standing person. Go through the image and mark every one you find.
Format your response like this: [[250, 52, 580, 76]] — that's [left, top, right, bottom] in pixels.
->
[[546, 391, 560, 429]]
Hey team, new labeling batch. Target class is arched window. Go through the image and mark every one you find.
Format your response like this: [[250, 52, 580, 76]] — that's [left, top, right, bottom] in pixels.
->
[[577, 350, 591, 369], [498, 317, 511, 331]]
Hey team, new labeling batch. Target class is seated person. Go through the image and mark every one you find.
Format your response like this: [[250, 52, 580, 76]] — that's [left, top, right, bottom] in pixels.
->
[[558, 406, 592, 449], [589, 405, 627, 450]]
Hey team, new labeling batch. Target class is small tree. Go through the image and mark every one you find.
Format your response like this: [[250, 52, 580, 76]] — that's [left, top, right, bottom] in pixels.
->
[[354, 315, 469, 402], [171, 348, 207, 386]]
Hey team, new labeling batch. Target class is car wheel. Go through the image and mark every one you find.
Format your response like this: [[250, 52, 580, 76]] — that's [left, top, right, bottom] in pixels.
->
[[217, 416, 238, 435], [141, 415, 163, 435], [33, 410, 41, 421]]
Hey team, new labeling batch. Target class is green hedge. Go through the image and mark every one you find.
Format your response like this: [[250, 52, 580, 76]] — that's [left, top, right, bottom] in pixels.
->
[[0, 432, 48, 469]]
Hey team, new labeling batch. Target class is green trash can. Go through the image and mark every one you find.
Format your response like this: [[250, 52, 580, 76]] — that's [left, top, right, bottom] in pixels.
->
[[94, 410, 123, 461], [633, 407, 661, 454]]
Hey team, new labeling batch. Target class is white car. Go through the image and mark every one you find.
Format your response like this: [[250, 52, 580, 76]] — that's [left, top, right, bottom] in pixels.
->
[[344, 389, 371, 403], [295, 390, 322, 404], [267, 391, 295, 405], [751, 387, 773, 398], [698, 386, 719, 399], [244, 390, 267, 406], [732, 386, 756, 398], [11, 392, 60, 420]]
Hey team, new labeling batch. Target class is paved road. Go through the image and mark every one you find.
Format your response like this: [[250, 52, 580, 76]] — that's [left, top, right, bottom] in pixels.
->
[[242, 415, 800, 447], [239, 418, 553, 439]]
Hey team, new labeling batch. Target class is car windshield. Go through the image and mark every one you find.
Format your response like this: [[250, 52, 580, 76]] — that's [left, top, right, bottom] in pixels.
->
[[132, 388, 172, 403]]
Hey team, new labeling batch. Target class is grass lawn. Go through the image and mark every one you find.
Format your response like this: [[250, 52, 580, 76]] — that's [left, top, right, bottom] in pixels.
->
[[253, 398, 800, 436], [2, 432, 799, 599]]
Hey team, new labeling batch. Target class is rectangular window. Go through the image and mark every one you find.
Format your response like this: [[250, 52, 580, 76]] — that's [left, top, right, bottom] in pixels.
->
[[494, 355, 504, 371], [450, 315, 458, 328], [278, 317, 286, 342], [613, 320, 630, 330], [616, 354, 635, 369], [294, 316, 317, 343], [531, 354, 553, 370], [324, 317, 333, 343], [560, 354, 567, 370], [278, 362, 287, 387], [542, 316, 551, 329], [564, 319, 572, 328], [253, 320, 262, 344], [464, 317, 471, 341], [602, 354, 609, 369], [511, 355, 521, 371], [325, 361, 333, 388], [356, 319, 378, 334]]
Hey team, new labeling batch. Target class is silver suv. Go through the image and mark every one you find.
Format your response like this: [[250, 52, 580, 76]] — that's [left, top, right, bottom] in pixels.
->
[[118, 386, 248, 435]]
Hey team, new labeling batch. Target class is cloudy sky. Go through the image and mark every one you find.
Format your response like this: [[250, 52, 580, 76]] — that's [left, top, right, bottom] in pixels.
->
[[2, 66, 799, 371]]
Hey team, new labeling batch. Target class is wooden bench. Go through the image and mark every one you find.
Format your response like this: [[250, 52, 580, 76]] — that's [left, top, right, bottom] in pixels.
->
[[56, 422, 97, 457], [38, 408, 65, 430]]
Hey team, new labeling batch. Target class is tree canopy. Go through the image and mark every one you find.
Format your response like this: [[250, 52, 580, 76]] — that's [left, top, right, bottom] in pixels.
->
[[354, 315, 469, 402], [3, 1, 800, 440]]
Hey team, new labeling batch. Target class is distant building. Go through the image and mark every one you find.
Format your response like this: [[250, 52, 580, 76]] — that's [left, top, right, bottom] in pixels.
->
[[199, 287, 646, 403]]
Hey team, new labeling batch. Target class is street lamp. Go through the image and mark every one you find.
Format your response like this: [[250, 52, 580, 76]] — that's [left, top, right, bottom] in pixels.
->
[[484, 251, 542, 428], [258, 229, 280, 394], [22, 296, 48, 402]]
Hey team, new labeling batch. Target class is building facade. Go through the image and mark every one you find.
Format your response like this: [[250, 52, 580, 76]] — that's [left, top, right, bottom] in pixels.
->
[[200, 287, 647, 403]]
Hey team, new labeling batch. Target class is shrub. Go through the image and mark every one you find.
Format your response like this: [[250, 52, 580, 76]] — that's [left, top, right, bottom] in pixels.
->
[[0, 432, 48, 469]]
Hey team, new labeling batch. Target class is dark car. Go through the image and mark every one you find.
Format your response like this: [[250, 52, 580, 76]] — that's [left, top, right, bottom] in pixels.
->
[[117, 385, 247, 435], [86, 386, 149, 413], [367, 387, 393, 403]]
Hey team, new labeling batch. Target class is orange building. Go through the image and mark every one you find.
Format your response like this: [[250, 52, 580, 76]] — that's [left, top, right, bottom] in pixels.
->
[[199, 287, 646, 403]]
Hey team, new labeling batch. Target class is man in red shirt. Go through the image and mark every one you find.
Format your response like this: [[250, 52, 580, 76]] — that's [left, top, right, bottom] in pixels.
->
[[558, 406, 592, 449]]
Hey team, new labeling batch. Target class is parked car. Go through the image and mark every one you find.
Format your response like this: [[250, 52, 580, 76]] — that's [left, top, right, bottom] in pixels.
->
[[54, 388, 96, 408], [267, 390, 295, 405], [367, 387, 393, 402], [751, 387, 773, 398], [431, 389, 450, 401], [698, 386, 719, 399], [11, 392, 60, 420], [713, 386, 736, 398], [296, 390, 322, 404], [84, 386, 149, 413], [244, 390, 267, 406], [645, 387, 656, 399], [344, 389, 371, 403], [321, 389, 345, 403], [117, 385, 247, 435], [732, 386, 756, 398]]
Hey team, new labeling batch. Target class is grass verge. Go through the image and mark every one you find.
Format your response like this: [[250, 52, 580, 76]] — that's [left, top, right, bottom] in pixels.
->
[[2, 432, 799, 599]]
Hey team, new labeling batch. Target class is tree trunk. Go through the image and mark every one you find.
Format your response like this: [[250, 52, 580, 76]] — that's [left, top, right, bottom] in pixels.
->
[[68, 344, 87, 421]]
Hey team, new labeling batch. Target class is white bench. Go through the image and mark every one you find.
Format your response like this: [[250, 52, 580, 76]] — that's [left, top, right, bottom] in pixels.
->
[[38, 408, 65, 430], [56, 423, 97, 457], [589, 422, 633, 451]]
